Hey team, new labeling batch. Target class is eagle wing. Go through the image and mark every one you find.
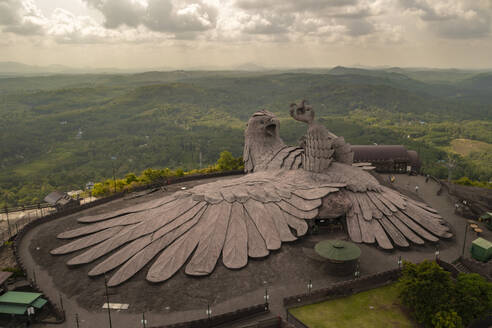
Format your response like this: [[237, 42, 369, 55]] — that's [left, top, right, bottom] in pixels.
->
[[343, 186, 452, 249], [304, 125, 335, 173], [51, 165, 451, 286], [51, 170, 342, 286], [311, 163, 452, 249]]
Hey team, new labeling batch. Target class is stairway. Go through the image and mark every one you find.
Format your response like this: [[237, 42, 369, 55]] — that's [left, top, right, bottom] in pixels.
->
[[454, 261, 472, 274]]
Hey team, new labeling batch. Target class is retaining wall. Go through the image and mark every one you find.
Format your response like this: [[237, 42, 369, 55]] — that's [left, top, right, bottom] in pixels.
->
[[153, 304, 268, 328], [284, 268, 401, 309]]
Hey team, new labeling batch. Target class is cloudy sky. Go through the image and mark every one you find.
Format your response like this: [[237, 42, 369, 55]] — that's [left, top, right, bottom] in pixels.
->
[[1, 0, 492, 69]]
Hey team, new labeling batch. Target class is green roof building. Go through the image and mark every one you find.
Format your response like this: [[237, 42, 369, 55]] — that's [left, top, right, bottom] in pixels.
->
[[471, 238, 492, 262], [0, 291, 47, 316], [314, 240, 361, 276]]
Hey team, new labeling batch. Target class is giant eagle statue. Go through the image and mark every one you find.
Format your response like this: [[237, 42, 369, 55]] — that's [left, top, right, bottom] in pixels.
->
[[51, 102, 452, 286]]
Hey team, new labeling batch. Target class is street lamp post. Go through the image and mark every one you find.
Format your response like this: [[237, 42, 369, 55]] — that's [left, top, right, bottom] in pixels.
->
[[354, 262, 360, 279], [264, 288, 269, 310], [461, 223, 468, 257], [141, 312, 147, 328], [104, 275, 113, 328], [58, 292, 63, 311], [206, 303, 212, 320]]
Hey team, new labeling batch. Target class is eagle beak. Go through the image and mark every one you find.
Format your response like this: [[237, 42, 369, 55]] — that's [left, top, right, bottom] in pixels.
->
[[289, 103, 297, 118], [265, 119, 277, 136]]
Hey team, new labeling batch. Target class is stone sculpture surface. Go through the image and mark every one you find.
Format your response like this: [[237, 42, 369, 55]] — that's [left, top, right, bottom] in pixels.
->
[[51, 103, 452, 286]]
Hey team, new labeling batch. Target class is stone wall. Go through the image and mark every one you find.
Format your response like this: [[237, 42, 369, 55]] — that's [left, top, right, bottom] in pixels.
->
[[154, 304, 269, 328], [284, 268, 401, 309], [443, 182, 492, 216]]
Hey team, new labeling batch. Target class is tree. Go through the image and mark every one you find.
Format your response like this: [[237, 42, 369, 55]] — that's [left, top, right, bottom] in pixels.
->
[[397, 261, 455, 327], [432, 311, 463, 328], [125, 173, 138, 184], [453, 273, 492, 326], [216, 151, 243, 171], [398, 261, 492, 328]]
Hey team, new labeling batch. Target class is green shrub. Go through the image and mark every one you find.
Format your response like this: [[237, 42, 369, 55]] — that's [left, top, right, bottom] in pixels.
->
[[432, 311, 463, 328], [397, 261, 454, 327], [2, 267, 25, 278], [398, 261, 492, 328]]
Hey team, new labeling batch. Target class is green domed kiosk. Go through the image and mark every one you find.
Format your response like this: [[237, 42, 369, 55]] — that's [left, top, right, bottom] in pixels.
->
[[315, 240, 361, 276]]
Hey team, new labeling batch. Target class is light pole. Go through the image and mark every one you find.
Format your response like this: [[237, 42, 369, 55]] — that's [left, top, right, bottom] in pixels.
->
[[104, 275, 113, 328], [141, 312, 147, 328], [206, 303, 212, 321], [461, 223, 469, 257], [264, 288, 269, 310], [58, 292, 63, 311], [354, 262, 360, 279]]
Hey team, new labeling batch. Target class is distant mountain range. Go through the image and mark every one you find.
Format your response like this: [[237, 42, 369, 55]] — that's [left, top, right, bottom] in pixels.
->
[[0, 61, 164, 76], [3, 61, 491, 77]]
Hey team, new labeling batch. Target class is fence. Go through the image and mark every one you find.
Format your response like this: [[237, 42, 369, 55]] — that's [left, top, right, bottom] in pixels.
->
[[285, 312, 308, 328], [284, 268, 401, 309], [1, 203, 56, 243], [154, 304, 269, 328], [284, 268, 402, 327], [284, 260, 489, 328], [0, 202, 52, 215]]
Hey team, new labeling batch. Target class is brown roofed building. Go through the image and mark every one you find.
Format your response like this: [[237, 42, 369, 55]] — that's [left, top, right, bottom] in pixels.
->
[[351, 145, 421, 173], [43, 191, 79, 211]]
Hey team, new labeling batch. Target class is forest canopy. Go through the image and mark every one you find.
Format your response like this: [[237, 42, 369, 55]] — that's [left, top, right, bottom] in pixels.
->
[[1, 68, 491, 207]]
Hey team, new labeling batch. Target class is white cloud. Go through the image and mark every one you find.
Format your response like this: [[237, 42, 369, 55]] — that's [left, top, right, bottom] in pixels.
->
[[81, 0, 218, 35], [400, 0, 492, 39], [0, 0, 46, 35]]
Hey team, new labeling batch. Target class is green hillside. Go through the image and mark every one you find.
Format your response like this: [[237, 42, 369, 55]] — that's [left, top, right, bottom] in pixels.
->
[[1, 68, 491, 207]]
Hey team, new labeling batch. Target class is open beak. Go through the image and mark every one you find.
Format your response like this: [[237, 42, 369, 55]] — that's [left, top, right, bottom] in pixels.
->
[[265, 121, 277, 136]]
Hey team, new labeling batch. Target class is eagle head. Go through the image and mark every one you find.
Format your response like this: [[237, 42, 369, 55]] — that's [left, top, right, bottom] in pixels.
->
[[290, 100, 314, 124], [243, 110, 285, 172], [246, 110, 280, 138]]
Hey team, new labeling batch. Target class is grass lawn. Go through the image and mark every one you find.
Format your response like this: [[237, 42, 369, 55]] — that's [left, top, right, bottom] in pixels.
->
[[289, 284, 416, 328], [449, 138, 492, 157]]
